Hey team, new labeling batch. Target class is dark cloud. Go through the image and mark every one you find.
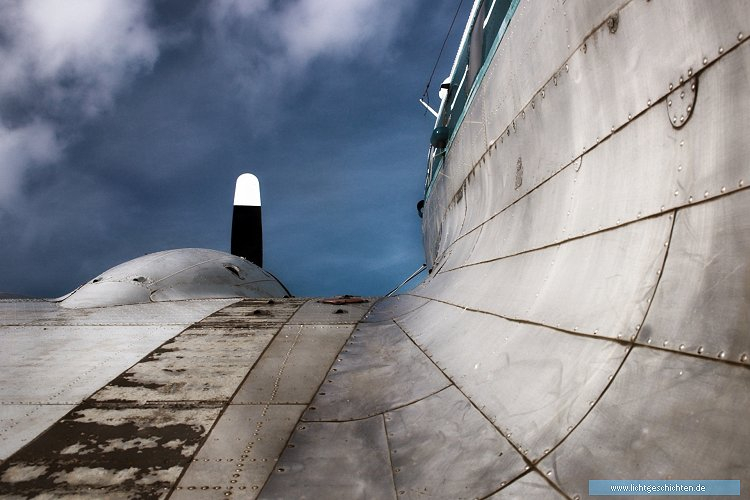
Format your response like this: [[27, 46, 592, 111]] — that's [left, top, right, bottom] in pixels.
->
[[0, 0, 471, 298]]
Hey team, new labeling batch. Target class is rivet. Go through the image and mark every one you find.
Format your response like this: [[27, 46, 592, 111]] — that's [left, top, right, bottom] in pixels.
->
[[691, 83, 695, 90], [611, 126, 615, 132], [680, 115, 685, 122], [719, 46, 724, 54], [687, 68, 693, 77], [541, 89, 545, 98], [703, 57, 708, 65], [741, 353, 748, 363], [668, 99, 672, 107], [688, 196, 693, 203], [697, 346, 704, 354], [565, 63, 569, 72], [680, 140, 684, 146], [628, 113, 632, 120], [704, 191, 709, 198], [677, 165, 682, 172], [739, 180, 744, 187], [663, 340, 669, 347], [547, 470, 552, 476], [721, 186, 727, 193], [718, 351, 726, 359], [679, 344, 685, 351], [669, 83, 674, 90], [660, 205, 665, 212], [740, 32, 745, 41], [554, 76, 557, 86], [674, 190, 679, 196], [672, 117, 677, 124], [680, 91, 685, 99], [647, 338, 652, 344], [647, 99, 651, 107], [679, 76, 684, 84]]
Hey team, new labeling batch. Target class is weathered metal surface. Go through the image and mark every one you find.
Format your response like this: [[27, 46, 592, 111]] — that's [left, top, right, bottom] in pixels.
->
[[486, 471, 566, 499], [385, 386, 526, 499], [540, 347, 750, 498], [302, 321, 450, 422], [0, 299, 236, 461], [428, 0, 750, 266], [640, 189, 750, 363], [286, 297, 373, 325], [61, 248, 288, 309], [421, 214, 672, 340], [441, 39, 750, 264], [259, 416, 396, 500], [396, 300, 627, 461], [0, 298, 303, 496], [232, 325, 353, 405], [0, 403, 221, 499], [173, 404, 306, 499]]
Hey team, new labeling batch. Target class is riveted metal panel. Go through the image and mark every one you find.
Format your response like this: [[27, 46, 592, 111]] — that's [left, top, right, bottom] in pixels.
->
[[232, 324, 353, 405], [420, 214, 672, 339], [640, 190, 750, 363], [487, 471, 566, 499], [385, 386, 526, 499], [91, 329, 274, 404], [396, 300, 626, 461], [448, 41, 750, 263], [429, 0, 750, 265], [0, 405, 75, 462], [301, 322, 450, 422], [259, 417, 396, 500], [0, 325, 183, 404], [361, 296, 430, 324], [286, 298, 373, 325], [540, 347, 750, 498], [173, 404, 305, 499]]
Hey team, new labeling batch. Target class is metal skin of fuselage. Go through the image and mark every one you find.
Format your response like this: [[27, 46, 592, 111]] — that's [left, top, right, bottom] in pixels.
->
[[1, 0, 749, 498]]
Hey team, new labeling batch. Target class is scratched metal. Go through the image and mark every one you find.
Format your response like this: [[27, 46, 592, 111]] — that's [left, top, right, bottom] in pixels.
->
[[62, 248, 288, 309], [385, 386, 526, 499], [396, 299, 626, 461], [540, 347, 750, 498], [640, 190, 750, 363], [361, 295, 431, 324], [286, 298, 373, 325], [233, 324, 353, 405], [301, 321, 450, 422], [420, 214, 672, 340], [486, 471, 566, 499], [173, 404, 306, 499], [259, 416, 396, 500]]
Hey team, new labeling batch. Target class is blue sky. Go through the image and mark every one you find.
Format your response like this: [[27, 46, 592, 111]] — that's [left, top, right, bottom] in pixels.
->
[[0, 0, 471, 298]]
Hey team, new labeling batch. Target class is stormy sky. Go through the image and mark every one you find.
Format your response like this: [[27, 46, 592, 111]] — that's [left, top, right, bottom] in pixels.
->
[[0, 0, 470, 298]]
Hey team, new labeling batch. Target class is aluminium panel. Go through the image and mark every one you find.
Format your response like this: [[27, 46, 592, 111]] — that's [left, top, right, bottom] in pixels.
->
[[422, 214, 672, 339], [0, 325, 183, 404], [361, 295, 430, 324], [232, 324, 353, 405], [396, 300, 627, 461], [173, 404, 306, 499], [286, 299, 373, 325], [640, 189, 750, 363], [540, 347, 750, 498], [301, 321, 450, 422], [0, 404, 75, 462], [259, 416, 396, 500], [486, 470, 566, 499], [385, 386, 526, 499]]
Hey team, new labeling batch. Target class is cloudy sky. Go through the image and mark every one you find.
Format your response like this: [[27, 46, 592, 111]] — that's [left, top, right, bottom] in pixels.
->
[[0, 0, 471, 298]]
